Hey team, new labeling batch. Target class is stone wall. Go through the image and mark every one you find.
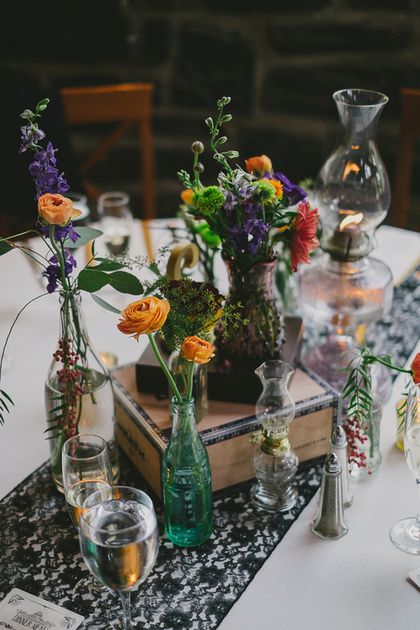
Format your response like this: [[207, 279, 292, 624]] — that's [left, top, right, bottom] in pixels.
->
[[2, 0, 420, 228]]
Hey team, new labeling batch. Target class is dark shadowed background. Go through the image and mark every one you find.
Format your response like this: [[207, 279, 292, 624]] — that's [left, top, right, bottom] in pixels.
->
[[2, 0, 420, 231]]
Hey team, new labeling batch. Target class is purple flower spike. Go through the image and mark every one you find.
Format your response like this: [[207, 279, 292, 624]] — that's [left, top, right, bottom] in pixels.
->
[[228, 218, 269, 255], [19, 124, 46, 153], [29, 142, 69, 198], [43, 249, 77, 293], [269, 171, 307, 205]]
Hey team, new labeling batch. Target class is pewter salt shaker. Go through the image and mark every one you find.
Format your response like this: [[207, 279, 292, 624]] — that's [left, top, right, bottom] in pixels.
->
[[312, 452, 349, 540], [330, 425, 353, 508]]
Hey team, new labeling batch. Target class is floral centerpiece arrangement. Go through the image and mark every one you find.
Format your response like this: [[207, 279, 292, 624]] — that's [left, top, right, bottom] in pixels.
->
[[117, 294, 216, 547], [0, 98, 142, 488], [342, 347, 420, 475], [177, 96, 320, 363]]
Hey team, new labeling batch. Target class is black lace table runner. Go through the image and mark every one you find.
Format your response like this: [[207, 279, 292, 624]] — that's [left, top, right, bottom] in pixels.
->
[[0, 454, 323, 629], [0, 265, 418, 629]]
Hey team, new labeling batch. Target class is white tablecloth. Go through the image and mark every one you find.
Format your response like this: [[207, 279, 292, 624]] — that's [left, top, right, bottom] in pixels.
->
[[0, 221, 419, 629]]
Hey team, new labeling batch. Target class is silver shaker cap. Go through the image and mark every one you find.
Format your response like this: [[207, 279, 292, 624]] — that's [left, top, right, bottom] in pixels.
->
[[324, 452, 342, 474], [331, 425, 347, 448]]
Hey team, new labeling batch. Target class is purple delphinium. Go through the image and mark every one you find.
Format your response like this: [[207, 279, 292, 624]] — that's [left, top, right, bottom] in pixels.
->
[[44, 251, 77, 293], [268, 171, 307, 206], [228, 217, 269, 255], [19, 124, 46, 153], [37, 220, 80, 243], [28, 141, 69, 199]]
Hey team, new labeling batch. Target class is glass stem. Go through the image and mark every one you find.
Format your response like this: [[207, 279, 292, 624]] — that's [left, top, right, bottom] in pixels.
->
[[118, 591, 132, 629], [415, 480, 420, 531]]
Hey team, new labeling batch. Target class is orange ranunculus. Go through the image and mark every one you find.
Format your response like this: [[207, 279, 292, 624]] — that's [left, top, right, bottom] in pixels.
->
[[411, 353, 420, 385], [244, 154, 272, 176], [181, 336, 215, 364], [180, 189, 194, 206], [117, 297, 170, 340], [38, 193, 82, 226]]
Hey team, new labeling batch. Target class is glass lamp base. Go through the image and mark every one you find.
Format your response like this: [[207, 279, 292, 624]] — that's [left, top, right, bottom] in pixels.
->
[[390, 517, 420, 555], [303, 338, 392, 403], [250, 482, 297, 512]]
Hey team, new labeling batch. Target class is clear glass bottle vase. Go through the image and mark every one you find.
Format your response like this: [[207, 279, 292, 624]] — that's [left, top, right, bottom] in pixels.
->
[[45, 290, 119, 491], [251, 360, 298, 512], [162, 397, 213, 547]]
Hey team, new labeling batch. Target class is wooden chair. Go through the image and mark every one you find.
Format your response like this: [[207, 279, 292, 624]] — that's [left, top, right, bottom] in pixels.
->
[[390, 87, 420, 229], [60, 82, 156, 219]]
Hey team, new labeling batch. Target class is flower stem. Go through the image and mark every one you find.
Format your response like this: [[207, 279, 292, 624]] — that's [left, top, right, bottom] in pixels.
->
[[148, 334, 182, 403], [187, 361, 195, 400]]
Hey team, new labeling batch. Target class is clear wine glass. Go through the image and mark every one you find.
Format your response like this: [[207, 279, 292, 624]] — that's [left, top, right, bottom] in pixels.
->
[[390, 389, 420, 554], [62, 433, 113, 594], [79, 486, 159, 629], [97, 191, 133, 257]]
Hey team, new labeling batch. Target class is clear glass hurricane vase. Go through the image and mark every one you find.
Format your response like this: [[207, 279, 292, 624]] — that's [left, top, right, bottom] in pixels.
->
[[162, 398, 213, 547], [390, 389, 420, 554], [314, 88, 390, 259], [251, 360, 298, 512], [45, 291, 119, 491]]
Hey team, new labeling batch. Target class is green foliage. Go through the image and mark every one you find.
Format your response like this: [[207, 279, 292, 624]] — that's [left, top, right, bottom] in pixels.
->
[[63, 226, 102, 249], [158, 279, 223, 351]]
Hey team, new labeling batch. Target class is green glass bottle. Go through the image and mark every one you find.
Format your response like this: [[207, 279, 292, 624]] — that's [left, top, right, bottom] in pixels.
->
[[162, 397, 213, 547]]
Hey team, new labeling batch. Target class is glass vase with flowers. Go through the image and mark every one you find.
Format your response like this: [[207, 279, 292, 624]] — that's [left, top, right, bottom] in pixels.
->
[[0, 98, 143, 490], [177, 97, 320, 366], [342, 347, 420, 478], [117, 295, 217, 547]]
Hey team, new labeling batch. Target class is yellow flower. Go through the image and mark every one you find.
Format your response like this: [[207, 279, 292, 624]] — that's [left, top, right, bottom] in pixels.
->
[[181, 336, 215, 364], [117, 297, 170, 340], [265, 178, 283, 199]]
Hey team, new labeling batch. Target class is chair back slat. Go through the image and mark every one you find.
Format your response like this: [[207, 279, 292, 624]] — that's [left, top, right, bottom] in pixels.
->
[[60, 83, 156, 219], [391, 87, 420, 229]]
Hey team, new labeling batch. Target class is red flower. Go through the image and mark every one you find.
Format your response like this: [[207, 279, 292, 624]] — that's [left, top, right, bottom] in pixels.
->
[[290, 201, 320, 271], [411, 353, 420, 385]]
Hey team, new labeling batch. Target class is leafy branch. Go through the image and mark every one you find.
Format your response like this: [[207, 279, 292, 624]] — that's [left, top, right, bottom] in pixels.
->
[[205, 96, 238, 174]]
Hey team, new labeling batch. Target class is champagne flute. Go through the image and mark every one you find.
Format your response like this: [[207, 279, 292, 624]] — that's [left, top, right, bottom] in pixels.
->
[[62, 433, 113, 593], [97, 191, 133, 257], [79, 486, 159, 629], [390, 389, 420, 554]]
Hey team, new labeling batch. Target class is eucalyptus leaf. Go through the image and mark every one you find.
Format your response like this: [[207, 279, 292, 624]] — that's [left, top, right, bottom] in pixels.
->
[[64, 226, 103, 249], [92, 259, 125, 272], [77, 268, 109, 292], [108, 271, 143, 295], [91, 294, 122, 314]]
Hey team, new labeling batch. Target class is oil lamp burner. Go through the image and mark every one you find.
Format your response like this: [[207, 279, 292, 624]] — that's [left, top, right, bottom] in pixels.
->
[[299, 89, 393, 398]]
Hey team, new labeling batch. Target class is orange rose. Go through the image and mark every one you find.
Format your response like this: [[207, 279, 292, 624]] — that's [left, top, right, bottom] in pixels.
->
[[411, 353, 420, 385], [245, 154, 272, 176], [181, 336, 215, 364], [38, 193, 82, 225], [180, 189, 194, 206], [117, 297, 170, 340]]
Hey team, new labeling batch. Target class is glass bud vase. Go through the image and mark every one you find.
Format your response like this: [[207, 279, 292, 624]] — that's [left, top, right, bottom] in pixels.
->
[[215, 258, 284, 365], [348, 390, 383, 479], [162, 397, 213, 547], [168, 351, 208, 423], [251, 360, 298, 512], [45, 291, 119, 492]]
